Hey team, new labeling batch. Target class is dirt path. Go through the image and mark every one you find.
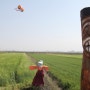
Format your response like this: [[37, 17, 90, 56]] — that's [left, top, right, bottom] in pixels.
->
[[41, 72, 62, 90], [27, 54, 62, 90]]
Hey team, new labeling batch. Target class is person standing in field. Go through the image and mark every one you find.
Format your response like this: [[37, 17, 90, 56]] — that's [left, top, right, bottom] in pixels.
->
[[29, 60, 49, 87]]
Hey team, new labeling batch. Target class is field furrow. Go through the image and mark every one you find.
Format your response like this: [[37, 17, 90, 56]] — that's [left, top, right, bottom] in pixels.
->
[[28, 53, 82, 90]]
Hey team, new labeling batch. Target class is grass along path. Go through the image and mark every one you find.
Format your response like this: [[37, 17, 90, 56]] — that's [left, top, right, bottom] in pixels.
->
[[0, 53, 36, 90]]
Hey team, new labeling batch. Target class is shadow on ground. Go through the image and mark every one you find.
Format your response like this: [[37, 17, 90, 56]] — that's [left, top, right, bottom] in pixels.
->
[[21, 86, 41, 90]]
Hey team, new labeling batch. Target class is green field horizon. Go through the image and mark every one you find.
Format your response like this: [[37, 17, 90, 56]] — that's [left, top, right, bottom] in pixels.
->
[[28, 53, 82, 90], [0, 52, 82, 90]]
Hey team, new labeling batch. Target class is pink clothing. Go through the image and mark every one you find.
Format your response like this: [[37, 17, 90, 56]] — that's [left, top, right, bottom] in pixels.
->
[[32, 70, 44, 86]]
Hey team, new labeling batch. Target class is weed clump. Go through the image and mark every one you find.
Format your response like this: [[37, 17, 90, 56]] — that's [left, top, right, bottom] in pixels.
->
[[47, 71, 71, 90]]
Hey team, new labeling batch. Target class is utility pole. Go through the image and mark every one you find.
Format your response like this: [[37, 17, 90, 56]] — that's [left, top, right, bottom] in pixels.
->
[[80, 7, 90, 90]]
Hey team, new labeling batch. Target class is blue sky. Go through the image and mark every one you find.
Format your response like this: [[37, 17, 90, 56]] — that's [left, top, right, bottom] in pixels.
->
[[0, 0, 90, 52]]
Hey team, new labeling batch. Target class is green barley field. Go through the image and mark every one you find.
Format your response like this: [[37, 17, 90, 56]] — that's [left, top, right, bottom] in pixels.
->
[[27, 53, 82, 90], [0, 53, 36, 90], [0, 52, 82, 90]]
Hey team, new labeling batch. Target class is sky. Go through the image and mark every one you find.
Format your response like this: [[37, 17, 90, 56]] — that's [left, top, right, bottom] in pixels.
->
[[0, 0, 90, 52]]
